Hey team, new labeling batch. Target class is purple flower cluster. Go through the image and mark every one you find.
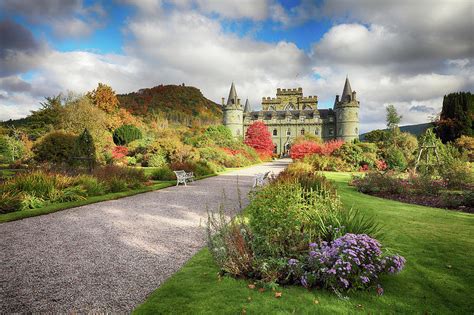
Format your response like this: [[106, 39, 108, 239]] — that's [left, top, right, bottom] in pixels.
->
[[288, 233, 405, 291]]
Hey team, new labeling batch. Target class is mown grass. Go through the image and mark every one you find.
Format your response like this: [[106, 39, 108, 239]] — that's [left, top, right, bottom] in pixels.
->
[[134, 172, 474, 314]]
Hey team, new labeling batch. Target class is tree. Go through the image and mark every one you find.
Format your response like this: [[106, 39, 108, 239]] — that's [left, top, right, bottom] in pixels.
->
[[435, 92, 474, 143], [386, 105, 402, 130], [75, 129, 96, 170], [87, 83, 119, 114], [113, 125, 142, 146], [59, 96, 112, 151], [244, 121, 274, 158]]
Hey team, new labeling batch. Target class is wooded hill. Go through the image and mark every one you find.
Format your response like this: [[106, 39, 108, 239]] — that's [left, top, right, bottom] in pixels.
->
[[117, 84, 222, 125]]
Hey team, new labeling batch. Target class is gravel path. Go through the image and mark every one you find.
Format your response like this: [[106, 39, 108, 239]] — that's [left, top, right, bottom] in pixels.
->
[[0, 159, 290, 313]]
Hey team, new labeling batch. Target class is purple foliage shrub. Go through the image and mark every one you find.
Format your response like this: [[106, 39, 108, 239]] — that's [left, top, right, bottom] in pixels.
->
[[288, 233, 405, 291]]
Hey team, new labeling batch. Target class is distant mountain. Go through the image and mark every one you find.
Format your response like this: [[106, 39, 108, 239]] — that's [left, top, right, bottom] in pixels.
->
[[117, 84, 222, 125], [360, 122, 434, 140]]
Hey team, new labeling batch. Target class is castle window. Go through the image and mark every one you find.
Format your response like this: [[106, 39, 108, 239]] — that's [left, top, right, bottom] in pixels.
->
[[286, 129, 291, 136], [300, 129, 305, 135], [300, 116, 305, 122], [329, 128, 334, 136], [329, 117, 334, 122], [338, 128, 342, 135], [355, 127, 359, 134], [303, 105, 312, 110], [286, 117, 291, 122], [273, 129, 278, 136], [315, 129, 320, 135]]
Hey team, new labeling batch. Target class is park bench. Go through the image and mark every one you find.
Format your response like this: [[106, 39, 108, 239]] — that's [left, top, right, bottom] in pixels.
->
[[253, 171, 272, 187], [173, 170, 194, 186]]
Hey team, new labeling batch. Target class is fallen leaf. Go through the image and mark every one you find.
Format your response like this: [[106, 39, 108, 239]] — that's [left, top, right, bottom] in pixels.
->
[[248, 284, 256, 289], [313, 299, 319, 305], [356, 304, 363, 308], [247, 297, 252, 302], [446, 264, 452, 269], [258, 288, 266, 293], [275, 292, 282, 298], [241, 308, 246, 314]]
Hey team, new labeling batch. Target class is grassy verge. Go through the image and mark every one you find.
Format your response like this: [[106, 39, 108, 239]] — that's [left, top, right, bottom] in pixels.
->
[[134, 172, 474, 314], [0, 182, 174, 223]]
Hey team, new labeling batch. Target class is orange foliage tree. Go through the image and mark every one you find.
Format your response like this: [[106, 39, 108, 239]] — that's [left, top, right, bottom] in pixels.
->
[[244, 121, 274, 158], [88, 83, 119, 114]]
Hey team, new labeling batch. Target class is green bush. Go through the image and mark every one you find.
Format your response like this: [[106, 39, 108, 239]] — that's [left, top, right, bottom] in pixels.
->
[[92, 165, 147, 188], [74, 175, 106, 196], [351, 171, 404, 194], [108, 177, 129, 192], [113, 125, 142, 146], [20, 194, 46, 210], [151, 166, 176, 180], [33, 130, 77, 164], [194, 161, 216, 177], [2, 171, 60, 198], [147, 152, 167, 168], [0, 135, 25, 163], [384, 147, 407, 171]]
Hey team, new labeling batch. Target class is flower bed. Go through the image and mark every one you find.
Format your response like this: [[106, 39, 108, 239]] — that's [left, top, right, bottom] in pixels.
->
[[351, 171, 474, 213], [207, 166, 405, 294]]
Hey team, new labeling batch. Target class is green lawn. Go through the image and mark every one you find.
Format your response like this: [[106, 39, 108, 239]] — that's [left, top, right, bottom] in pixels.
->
[[134, 172, 474, 314]]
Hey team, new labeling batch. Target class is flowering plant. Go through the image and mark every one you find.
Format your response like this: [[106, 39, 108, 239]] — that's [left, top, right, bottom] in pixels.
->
[[288, 233, 405, 291]]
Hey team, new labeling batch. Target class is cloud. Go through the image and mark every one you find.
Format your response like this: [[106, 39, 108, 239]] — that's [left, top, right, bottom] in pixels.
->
[[0, 0, 105, 38], [0, 19, 49, 77], [1, 0, 472, 134], [410, 105, 435, 113]]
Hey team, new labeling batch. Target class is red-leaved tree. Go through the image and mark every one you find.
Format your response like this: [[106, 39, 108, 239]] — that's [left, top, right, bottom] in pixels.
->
[[244, 121, 274, 159], [290, 141, 321, 159], [290, 139, 345, 159], [320, 139, 344, 156]]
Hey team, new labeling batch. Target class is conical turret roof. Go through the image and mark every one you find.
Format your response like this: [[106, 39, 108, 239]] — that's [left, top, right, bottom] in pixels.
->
[[341, 76, 352, 102], [244, 99, 250, 112], [227, 82, 238, 106]]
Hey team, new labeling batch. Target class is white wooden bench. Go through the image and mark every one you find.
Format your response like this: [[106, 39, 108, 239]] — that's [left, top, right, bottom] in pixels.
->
[[173, 170, 194, 186], [253, 171, 272, 187]]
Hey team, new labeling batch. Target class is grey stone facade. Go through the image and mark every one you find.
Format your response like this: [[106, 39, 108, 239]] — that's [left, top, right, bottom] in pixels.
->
[[222, 78, 360, 155]]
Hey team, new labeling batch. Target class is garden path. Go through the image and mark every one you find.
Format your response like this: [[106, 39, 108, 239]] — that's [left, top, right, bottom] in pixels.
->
[[0, 159, 290, 313]]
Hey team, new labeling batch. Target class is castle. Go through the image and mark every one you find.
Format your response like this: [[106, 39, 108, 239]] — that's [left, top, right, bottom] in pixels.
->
[[222, 77, 360, 155]]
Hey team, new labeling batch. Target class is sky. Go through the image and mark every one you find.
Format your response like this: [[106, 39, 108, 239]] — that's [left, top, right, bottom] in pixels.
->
[[0, 0, 473, 132]]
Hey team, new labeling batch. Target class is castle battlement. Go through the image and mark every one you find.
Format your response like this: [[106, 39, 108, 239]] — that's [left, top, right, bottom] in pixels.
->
[[262, 97, 280, 102], [300, 96, 318, 102], [276, 87, 303, 96]]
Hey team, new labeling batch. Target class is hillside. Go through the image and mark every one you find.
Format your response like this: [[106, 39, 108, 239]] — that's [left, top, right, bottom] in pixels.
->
[[117, 84, 222, 125], [360, 122, 433, 140]]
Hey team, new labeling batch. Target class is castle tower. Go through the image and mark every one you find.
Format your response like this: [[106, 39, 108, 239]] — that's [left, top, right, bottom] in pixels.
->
[[334, 76, 360, 141], [222, 82, 244, 138]]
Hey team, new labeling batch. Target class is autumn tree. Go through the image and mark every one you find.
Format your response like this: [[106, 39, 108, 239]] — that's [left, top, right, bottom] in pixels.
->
[[88, 83, 119, 114], [244, 121, 274, 158]]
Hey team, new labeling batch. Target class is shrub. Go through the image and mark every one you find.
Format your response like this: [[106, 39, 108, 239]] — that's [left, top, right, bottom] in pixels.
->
[[288, 234, 405, 291], [194, 161, 216, 177], [108, 178, 129, 192], [74, 175, 106, 196], [147, 152, 167, 168], [33, 130, 77, 164], [290, 141, 321, 159], [113, 125, 142, 145], [438, 158, 473, 189], [351, 171, 404, 194], [2, 171, 59, 198], [0, 135, 25, 163], [0, 192, 22, 214], [384, 147, 407, 171], [20, 194, 46, 210], [151, 166, 176, 180], [321, 139, 344, 156], [92, 165, 147, 188]]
